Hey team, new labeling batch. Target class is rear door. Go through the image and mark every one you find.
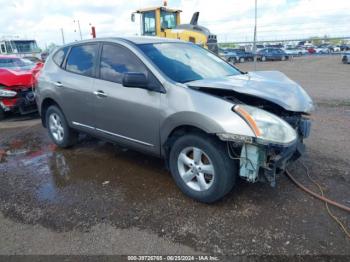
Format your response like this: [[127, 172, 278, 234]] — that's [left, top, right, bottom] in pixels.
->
[[92, 43, 162, 155], [57, 43, 99, 131]]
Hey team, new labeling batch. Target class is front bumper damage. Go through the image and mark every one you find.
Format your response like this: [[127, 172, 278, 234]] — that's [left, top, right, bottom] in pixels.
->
[[225, 114, 311, 187], [0, 88, 37, 115], [230, 138, 305, 187]]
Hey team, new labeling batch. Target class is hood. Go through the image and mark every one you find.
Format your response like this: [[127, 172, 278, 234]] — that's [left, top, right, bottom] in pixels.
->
[[186, 71, 314, 113], [0, 63, 43, 88]]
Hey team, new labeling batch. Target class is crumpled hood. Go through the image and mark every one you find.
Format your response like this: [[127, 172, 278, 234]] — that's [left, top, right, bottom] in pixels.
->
[[0, 63, 43, 88], [186, 71, 314, 113]]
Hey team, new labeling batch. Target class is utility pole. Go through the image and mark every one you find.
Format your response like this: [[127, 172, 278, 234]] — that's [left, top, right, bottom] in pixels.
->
[[60, 28, 65, 45], [253, 0, 258, 71], [74, 20, 83, 40]]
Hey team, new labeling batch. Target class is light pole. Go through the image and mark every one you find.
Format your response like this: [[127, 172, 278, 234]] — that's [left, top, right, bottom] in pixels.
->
[[74, 20, 83, 40], [253, 0, 258, 71], [60, 28, 65, 44]]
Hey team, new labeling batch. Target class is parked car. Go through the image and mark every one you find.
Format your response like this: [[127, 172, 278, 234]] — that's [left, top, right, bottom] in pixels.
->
[[339, 45, 350, 51], [36, 37, 313, 203], [329, 45, 341, 52], [257, 48, 289, 61], [226, 49, 254, 62], [307, 47, 316, 54], [0, 56, 43, 120], [283, 47, 301, 56], [342, 52, 350, 64], [315, 46, 330, 54], [218, 48, 239, 64]]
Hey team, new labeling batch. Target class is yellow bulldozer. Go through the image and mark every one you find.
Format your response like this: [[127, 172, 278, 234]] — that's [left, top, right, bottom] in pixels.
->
[[131, 3, 218, 53]]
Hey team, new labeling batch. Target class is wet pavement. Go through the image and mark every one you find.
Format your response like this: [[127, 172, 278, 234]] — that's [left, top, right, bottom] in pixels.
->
[[0, 56, 349, 255]]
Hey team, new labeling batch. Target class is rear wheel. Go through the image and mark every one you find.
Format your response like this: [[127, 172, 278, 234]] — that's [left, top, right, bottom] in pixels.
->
[[169, 133, 237, 203], [46, 105, 78, 148]]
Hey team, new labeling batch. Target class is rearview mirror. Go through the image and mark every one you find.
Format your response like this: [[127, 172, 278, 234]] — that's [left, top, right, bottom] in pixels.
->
[[131, 13, 135, 22], [122, 72, 149, 89]]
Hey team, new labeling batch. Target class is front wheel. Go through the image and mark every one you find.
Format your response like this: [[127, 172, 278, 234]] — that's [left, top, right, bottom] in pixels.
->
[[228, 57, 236, 64], [169, 134, 237, 203], [342, 56, 348, 64], [46, 105, 78, 148]]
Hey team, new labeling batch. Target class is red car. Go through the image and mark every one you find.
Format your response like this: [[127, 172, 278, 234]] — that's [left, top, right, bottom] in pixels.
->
[[307, 47, 316, 54], [0, 56, 43, 120]]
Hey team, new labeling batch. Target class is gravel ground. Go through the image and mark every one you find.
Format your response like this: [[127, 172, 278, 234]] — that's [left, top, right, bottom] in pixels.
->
[[0, 55, 349, 258]]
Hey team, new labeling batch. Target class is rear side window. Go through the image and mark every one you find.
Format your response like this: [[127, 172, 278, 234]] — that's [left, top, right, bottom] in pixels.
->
[[53, 46, 69, 67], [100, 44, 147, 83], [66, 44, 99, 77]]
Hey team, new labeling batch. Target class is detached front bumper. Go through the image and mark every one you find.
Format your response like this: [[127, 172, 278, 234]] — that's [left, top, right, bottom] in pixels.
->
[[0, 89, 37, 115]]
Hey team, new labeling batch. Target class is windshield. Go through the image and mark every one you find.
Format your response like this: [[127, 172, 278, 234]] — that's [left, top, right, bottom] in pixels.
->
[[138, 43, 240, 83], [0, 58, 35, 70], [12, 40, 39, 53]]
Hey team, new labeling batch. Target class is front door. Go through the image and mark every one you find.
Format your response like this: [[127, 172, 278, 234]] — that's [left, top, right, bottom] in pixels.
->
[[93, 43, 162, 155]]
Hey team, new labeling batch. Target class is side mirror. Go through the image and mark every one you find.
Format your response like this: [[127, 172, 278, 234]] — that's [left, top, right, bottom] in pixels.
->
[[122, 72, 149, 89], [131, 13, 135, 22]]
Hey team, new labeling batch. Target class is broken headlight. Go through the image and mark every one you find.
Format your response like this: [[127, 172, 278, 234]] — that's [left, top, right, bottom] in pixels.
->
[[0, 89, 17, 98], [234, 105, 297, 145]]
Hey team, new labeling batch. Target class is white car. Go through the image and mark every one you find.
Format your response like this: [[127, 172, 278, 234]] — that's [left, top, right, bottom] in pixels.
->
[[284, 48, 307, 56], [314, 47, 330, 54]]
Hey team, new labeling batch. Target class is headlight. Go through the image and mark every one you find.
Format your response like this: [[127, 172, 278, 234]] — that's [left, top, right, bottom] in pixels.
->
[[0, 89, 17, 98], [234, 105, 297, 144]]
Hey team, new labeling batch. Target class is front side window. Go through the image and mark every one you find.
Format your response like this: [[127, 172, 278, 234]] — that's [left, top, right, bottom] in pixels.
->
[[138, 43, 240, 83], [66, 44, 98, 77], [142, 11, 156, 36], [160, 11, 177, 29], [100, 44, 147, 84], [53, 46, 69, 67]]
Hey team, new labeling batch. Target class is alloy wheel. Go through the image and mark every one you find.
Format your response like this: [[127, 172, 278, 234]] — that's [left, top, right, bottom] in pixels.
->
[[177, 147, 215, 191], [49, 113, 64, 142]]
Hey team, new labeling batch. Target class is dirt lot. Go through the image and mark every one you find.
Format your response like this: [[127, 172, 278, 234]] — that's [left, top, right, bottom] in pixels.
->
[[0, 55, 349, 257]]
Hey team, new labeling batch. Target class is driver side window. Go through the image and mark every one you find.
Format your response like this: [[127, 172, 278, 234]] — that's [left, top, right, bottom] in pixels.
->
[[99, 44, 147, 84]]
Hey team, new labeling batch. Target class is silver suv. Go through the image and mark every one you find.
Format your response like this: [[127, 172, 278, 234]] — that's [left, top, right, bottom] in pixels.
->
[[36, 37, 313, 203]]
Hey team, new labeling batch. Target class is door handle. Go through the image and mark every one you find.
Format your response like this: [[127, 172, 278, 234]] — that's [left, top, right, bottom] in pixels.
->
[[93, 90, 108, 98], [53, 81, 63, 87]]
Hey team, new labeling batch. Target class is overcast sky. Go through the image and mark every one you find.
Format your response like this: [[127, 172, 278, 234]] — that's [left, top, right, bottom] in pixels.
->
[[1, 0, 349, 48]]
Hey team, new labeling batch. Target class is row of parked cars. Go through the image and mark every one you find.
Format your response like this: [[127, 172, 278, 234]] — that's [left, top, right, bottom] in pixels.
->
[[220, 43, 350, 63], [220, 47, 292, 63]]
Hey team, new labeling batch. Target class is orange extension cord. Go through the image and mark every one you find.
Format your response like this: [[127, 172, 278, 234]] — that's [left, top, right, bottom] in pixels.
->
[[285, 164, 350, 239]]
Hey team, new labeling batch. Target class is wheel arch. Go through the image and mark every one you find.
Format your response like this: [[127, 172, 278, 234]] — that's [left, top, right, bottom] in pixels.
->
[[40, 97, 62, 128]]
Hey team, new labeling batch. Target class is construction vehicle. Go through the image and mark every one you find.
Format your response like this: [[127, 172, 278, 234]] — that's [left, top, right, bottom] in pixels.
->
[[131, 2, 218, 53]]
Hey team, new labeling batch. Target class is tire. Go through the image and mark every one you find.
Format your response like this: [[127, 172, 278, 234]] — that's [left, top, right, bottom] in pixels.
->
[[261, 56, 266, 62], [228, 57, 236, 64], [46, 105, 78, 148], [169, 133, 237, 203], [0, 108, 4, 121], [343, 56, 348, 64], [239, 57, 245, 63]]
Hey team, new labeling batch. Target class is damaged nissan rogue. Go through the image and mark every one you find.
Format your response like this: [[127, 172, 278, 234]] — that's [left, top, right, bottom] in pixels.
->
[[36, 37, 313, 203]]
